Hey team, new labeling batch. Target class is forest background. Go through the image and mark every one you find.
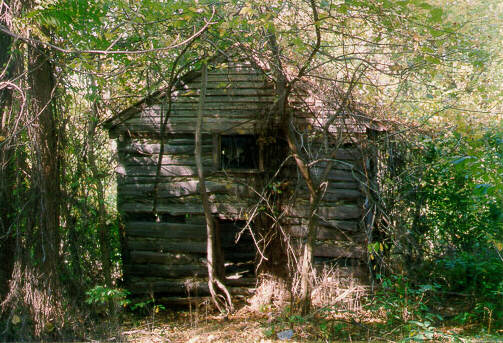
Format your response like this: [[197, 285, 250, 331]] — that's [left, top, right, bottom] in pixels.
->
[[0, 0, 503, 341]]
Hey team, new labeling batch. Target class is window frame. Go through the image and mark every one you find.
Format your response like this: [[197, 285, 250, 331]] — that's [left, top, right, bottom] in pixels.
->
[[213, 134, 264, 173]]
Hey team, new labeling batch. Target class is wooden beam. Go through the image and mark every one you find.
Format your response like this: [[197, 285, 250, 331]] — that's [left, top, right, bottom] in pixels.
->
[[176, 88, 275, 97], [289, 225, 366, 242], [120, 202, 249, 217], [117, 165, 214, 177], [125, 264, 208, 278], [127, 239, 207, 253], [313, 243, 365, 259], [287, 204, 361, 220], [118, 181, 251, 198], [318, 219, 359, 231], [122, 155, 212, 166], [130, 251, 201, 265], [119, 143, 212, 155], [126, 222, 206, 240]]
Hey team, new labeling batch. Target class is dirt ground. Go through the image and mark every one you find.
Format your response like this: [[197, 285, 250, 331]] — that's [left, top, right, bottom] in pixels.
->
[[116, 303, 503, 343], [120, 311, 358, 343]]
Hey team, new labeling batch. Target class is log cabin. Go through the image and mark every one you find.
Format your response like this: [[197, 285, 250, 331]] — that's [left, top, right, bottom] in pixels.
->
[[104, 54, 386, 301]]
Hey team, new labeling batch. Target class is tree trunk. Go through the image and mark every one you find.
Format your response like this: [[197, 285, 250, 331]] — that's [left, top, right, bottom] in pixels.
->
[[194, 61, 233, 313], [1, 4, 65, 333], [28, 43, 61, 277], [0, 26, 15, 300]]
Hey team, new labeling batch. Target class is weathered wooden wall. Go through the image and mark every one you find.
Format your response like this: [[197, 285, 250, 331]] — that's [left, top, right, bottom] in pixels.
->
[[108, 60, 370, 298], [281, 146, 368, 281]]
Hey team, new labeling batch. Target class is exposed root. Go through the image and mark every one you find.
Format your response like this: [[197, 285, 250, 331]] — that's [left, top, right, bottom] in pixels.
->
[[208, 278, 234, 314]]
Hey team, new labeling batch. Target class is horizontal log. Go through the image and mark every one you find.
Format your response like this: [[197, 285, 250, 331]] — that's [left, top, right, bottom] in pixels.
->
[[184, 215, 206, 224], [128, 279, 255, 296], [314, 243, 365, 259], [125, 264, 208, 278], [289, 225, 366, 242], [292, 241, 365, 259], [192, 73, 265, 82], [117, 165, 214, 177], [126, 116, 257, 127], [325, 169, 359, 182], [122, 155, 212, 166], [184, 80, 272, 90], [138, 110, 261, 120], [318, 219, 359, 231], [125, 261, 254, 279], [124, 136, 211, 145], [281, 218, 359, 231], [207, 65, 257, 73], [114, 120, 257, 135], [315, 162, 355, 171], [127, 220, 252, 246], [225, 277, 257, 287], [130, 251, 202, 265], [329, 181, 360, 189], [127, 239, 207, 253], [285, 165, 357, 176], [127, 235, 256, 252], [127, 219, 249, 235], [118, 176, 194, 185], [284, 168, 357, 182], [126, 222, 206, 239], [333, 149, 362, 161], [283, 148, 361, 161], [176, 88, 275, 97], [128, 279, 209, 295], [118, 181, 251, 198], [120, 194, 208, 205], [286, 204, 361, 220], [167, 102, 279, 111], [223, 251, 256, 261], [120, 202, 249, 218], [297, 181, 360, 191], [119, 142, 212, 155], [225, 263, 254, 277], [168, 95, 277, 104], [295, 189, 361, 202], [129, 250, 255, 266]]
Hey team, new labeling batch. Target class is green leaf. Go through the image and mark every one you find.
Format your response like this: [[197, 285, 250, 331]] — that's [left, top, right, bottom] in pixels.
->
[[425, 55, 441, 65], [382, 0, 393, 9], [416, 2, 432, 10], [429, 7, 443, 23]]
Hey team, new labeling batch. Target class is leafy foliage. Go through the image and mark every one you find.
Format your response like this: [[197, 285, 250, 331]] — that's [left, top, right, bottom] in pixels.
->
[[376, 126, 503, 328]]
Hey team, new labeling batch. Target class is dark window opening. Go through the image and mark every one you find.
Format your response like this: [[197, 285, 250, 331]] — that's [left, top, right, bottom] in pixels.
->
[[220, 135, 259, 170]]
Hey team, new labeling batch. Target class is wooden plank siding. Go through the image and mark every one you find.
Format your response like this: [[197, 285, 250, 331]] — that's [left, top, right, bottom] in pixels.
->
[[109, 60, 370, 295]]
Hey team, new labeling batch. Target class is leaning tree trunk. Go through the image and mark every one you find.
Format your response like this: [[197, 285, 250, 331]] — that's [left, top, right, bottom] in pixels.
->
[[194, 61, 233, 313]]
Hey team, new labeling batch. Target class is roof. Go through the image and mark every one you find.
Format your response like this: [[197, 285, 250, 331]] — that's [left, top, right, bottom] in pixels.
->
[[103, 52, 390, 135]]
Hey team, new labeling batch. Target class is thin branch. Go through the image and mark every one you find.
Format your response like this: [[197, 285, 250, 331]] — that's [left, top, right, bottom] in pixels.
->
[[0, 8, 215, 56], [289, 0, 322, 87]]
